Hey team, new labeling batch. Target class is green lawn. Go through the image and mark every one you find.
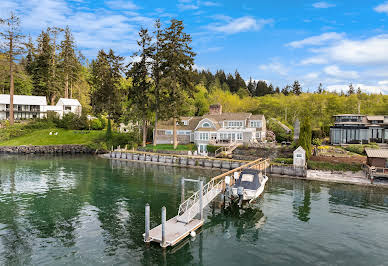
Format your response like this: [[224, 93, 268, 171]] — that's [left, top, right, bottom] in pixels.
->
[[0, 128, 104, 146], [144, 143, 196, 151]]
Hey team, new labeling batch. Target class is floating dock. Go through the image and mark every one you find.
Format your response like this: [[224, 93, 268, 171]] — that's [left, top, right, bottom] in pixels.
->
[[144, 158, 269, 248]]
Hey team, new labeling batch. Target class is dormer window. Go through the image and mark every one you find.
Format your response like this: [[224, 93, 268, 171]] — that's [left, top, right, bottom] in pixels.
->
[[202, 122, 211, 128]]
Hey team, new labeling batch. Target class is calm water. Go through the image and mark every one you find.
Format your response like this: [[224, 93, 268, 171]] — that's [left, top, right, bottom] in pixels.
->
[[1, 155, 388, 266]]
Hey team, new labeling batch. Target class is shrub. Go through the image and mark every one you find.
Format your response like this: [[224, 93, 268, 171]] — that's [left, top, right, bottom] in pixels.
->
[[206, 145, 220, 154], [90, 118, 104, 130], [312, 138, 322, 146], [307, 161, 362, 172]]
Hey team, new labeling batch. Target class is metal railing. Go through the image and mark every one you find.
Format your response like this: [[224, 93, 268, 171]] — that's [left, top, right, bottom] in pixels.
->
[[177, 178, 223, 223]]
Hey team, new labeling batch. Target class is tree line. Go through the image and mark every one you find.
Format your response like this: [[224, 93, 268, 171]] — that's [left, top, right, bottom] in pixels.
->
[[1, 12, 387, 150]]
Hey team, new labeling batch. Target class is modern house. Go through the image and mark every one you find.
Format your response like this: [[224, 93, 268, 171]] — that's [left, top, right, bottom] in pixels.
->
[[0, 94, 47, 120], [0, 94, 82, 121], [156, 104, 266, 154], [330, 114, 388, 145]]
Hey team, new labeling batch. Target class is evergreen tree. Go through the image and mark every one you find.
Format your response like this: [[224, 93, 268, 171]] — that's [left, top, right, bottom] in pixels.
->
[[281, 85, 291, 95], [127, 27, 154, 147], [0, 12, 25, 125], [268, 83, 275, 94], [234, 70, 246, 93], [316, 83, 323, 94], [357, 87, 362, 94], [275, 86, 280, 94], [247, 77, 255, 95], [59, 26, 80, 99], [292, 80, 302, 95], [90, 49, 124, 122], [348, 83, 355, 95], [255, 80, 268, 96], [159, 19, 196, 149], [225, 73, 234, 92], [299, 115, 312, 159]]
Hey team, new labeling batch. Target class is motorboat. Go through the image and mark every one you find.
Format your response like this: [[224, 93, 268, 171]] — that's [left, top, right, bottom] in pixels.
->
[[231, 168, 268, 206]]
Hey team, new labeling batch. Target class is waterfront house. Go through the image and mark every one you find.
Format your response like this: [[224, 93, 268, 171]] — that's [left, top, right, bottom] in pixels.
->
[[330, 114, 388, 145], [0, 94, 82, 121], [156, 104, 266, 154], [0, 94, 47, 120]]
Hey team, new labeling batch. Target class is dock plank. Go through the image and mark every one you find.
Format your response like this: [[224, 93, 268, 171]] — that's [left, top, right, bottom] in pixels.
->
[[146, 216, 203, 247]]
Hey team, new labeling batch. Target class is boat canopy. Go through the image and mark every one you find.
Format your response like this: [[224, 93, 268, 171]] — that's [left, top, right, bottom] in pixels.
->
[[234, 169, 261, 190]]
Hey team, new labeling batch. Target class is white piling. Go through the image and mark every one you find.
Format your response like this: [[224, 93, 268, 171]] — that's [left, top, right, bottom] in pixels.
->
[[181, 178, 185, 203], [161, 206, 166, 248], [145, 204, 150, 243]]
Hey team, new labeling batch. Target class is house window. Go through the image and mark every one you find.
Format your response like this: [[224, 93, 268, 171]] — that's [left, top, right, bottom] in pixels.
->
[[165, 130, 173, 135], [250, 121, 262, 128], [65, 106, 71, 111], [227, 121, 243, 127], [237, 133, 243, 140], [199, 132, 209, 140], [202, 122, 211, 128], [256, 132, 261, 139], [211, 133, 217, 140]]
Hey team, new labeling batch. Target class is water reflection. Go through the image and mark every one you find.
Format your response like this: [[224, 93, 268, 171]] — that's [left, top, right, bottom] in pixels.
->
[[1, 155, 388, 265]]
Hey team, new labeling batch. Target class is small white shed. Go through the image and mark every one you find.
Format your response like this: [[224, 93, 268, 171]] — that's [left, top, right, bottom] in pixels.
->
[[293, 146, 306, 167]]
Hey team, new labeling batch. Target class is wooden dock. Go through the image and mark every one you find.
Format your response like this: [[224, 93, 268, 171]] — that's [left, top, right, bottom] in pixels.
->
[[144, 158, 270, 248], [145, 217, 203, 247]]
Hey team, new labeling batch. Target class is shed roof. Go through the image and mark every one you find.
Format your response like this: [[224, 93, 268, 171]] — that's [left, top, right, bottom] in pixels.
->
[[365, 149, 388, 159], [367, 115, 384, 121], [294, 146, 305, 153], [0, 94, 47, 106], [57, 98, 81, 106]]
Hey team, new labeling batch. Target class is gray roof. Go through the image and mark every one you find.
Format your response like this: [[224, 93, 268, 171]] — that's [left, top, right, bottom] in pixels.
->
[[0, 94, 47, 106], [367, 115, 384, 121], [365, 149, 388, 158]]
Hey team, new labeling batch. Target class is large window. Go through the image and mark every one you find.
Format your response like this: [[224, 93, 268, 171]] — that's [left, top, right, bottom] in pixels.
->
[[199, 132, 209, 140], [250, 121, 262, 128], [237, 133, 243, 140], [227, 121, 243, 127]]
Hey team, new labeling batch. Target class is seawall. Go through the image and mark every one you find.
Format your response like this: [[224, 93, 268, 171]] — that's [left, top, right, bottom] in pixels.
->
[[0, 145, 102, 154]]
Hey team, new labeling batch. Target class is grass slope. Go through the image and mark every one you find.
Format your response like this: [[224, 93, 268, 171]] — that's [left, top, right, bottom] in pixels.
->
[[0, 128, 103, 146]]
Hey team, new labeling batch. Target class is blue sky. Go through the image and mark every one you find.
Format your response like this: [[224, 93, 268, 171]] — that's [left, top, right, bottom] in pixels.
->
[[2, 0, 388, 93]]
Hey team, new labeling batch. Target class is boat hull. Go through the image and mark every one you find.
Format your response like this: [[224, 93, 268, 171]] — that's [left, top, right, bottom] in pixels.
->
[[231, 176, 268, 203]]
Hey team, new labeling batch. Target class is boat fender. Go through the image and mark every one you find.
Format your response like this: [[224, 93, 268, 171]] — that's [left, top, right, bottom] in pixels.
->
[[190, 231, 196, 237]]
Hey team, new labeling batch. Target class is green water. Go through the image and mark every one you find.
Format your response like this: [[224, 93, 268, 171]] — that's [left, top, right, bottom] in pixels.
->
[[1, 155, 388, 266]]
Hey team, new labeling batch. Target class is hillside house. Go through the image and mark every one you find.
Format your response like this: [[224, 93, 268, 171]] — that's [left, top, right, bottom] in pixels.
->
[[156, 104, 266, 154], [330, 114, 388, 145]]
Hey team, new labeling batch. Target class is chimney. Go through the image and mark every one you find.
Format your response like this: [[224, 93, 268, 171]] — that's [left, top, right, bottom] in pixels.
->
[[209, 104, 222, 115]]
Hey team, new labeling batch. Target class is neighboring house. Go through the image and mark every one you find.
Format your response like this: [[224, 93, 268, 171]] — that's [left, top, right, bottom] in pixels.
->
[[0, 94, 82, 121], [0, 94, 47, 120], [156, 104, 266, 154], [330, 114, 388, 145]]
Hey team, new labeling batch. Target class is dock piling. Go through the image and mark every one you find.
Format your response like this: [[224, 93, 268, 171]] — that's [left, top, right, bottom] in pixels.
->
[[145, 203, 150, 243], [199, 181, 204, 221], [181, 178, 185, 203], [161, 206, 166, 248]]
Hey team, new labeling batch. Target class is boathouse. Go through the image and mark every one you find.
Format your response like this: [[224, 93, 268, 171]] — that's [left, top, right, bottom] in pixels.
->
[[365, 149, 388, 168]]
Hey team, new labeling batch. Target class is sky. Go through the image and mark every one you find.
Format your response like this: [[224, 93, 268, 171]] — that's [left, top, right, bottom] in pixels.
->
[[2, 0, 388, 94]]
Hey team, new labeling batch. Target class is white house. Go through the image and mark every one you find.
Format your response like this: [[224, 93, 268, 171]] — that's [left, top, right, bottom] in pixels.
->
[[0, 94, 47, 120], [0, 94, 82, 121], [156, 104, 267, 154], [53, 98, 82, 118]]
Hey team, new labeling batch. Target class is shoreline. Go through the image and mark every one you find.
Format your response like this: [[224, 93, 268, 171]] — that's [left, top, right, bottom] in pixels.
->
[[101, 153, 388, 189]]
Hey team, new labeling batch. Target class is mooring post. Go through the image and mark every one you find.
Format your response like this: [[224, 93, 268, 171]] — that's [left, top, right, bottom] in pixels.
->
[[199, 180, 204, 221], [181, 178, 185, 203], [161, 206, 166, 248], [145, 203, 150, 243]]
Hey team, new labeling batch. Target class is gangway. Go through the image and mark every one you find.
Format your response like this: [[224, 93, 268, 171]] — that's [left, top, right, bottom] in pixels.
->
[[144, 158, 269, 248]]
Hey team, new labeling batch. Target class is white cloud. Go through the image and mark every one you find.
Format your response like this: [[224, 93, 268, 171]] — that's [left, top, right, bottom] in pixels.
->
[[326, 84, 388, 94], [259, 60, 288, 76], [378, 80, 388, 85], [374, 2, 388, 14], [105, 0, 138, 10], [323, 65, 359, 79], [312, 2, 336, 8], [300, 57, 328, 65], [301, 34, 388, 66], [207, 16, 273, 34], [287, 32, 345, 48], [203, 1, 220, 7], [304, 72, 320, 80]]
